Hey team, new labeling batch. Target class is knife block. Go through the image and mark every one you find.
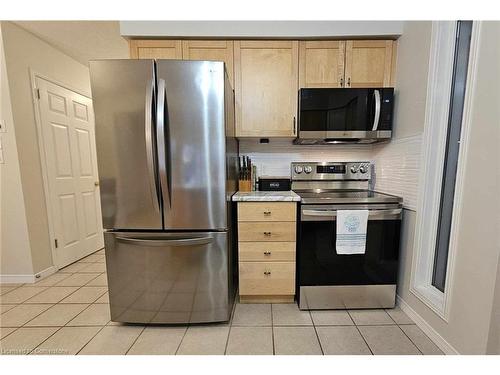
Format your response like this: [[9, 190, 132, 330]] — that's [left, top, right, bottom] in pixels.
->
[[238, 179, 252, 192]]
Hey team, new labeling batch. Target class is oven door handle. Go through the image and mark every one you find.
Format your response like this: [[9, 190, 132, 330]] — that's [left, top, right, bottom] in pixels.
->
[[301, 208, 402, 221]]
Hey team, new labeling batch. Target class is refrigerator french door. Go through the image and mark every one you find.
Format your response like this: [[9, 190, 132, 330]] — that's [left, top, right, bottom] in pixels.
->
[[90, 60, 237, 324]]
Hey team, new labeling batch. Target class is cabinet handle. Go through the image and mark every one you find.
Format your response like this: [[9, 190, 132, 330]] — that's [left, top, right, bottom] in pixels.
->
[[293, 116, 296, 135], [340, 77, 344, 87], [264, 271, 271, 276], [264, 251, 271, 256], [263, 211, 271, 216], [263, 232, 272, 236], [347, 77, 351, 87]]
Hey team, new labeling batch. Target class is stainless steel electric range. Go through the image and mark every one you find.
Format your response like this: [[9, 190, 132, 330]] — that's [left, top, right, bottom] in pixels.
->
[[292, 161, 403, 310]]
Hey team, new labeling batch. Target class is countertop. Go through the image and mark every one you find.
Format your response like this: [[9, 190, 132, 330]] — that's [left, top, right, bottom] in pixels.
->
[[232, 191, 301, 202]]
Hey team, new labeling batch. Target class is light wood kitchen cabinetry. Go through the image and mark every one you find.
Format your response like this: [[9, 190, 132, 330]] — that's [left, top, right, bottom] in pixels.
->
[[130, 39, 234, 84], [129, 40, 182, 59], [234, 41, 298, 138], [130, 38, 396, 136], [344, 40, 395, 88], [299, 39, 395, 88], [299, 41, 346, 88], [181, 40, 234, 84], [237, 202, 297, 303]]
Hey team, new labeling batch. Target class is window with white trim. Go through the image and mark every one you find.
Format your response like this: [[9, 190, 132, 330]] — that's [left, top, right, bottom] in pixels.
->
[[411, 21, 476, 318]]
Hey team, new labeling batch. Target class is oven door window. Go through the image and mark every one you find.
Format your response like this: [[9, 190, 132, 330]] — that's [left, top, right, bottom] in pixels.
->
[[299, 217, 400, 286]]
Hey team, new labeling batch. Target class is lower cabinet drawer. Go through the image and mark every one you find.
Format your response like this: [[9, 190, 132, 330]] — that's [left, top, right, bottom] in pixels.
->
[[239, 242, 296, 262], [238, 202, 296, 222], [238, 222, 296, 242], [239, 262, 295, 296]]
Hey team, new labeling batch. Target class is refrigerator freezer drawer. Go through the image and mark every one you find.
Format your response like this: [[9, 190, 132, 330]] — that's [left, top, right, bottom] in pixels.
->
[[104, 231, 232, 324]]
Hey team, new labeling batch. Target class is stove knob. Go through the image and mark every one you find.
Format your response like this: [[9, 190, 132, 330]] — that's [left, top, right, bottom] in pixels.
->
[[304, 166, 313, 174], [350, 165, 358, 173], [359, 165, 368, 174], [294, 165, 303, 174]]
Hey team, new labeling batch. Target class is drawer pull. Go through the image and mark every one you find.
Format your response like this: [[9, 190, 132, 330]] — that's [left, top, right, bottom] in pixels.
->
[[263, 211, 272, 216], [264, 271, 271, 276], [263, 232, 272, 236], [264, 251, 272, 256]]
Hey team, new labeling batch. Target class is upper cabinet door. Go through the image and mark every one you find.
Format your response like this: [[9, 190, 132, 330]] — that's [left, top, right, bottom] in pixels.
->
[[182, 40, 234, 85], [344, 40, 394, 88], [130, 40, 183, 59], [234, 41, 299, 137], [299, 41, 345, 88]]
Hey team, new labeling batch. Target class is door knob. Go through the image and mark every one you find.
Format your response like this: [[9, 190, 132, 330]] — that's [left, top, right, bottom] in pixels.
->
[[94, 181, 100, 187]]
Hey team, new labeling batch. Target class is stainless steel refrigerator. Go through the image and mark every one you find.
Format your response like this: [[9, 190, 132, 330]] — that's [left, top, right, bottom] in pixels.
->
[[89, 59, 238, 324]]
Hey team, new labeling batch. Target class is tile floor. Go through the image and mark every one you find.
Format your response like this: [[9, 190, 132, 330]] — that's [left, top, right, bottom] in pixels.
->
[[0, 249, 443, 355]]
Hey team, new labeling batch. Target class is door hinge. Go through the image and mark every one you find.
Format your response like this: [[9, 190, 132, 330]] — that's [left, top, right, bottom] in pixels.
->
[[35, 88, 40, 99], [54, 238, 58, 248]]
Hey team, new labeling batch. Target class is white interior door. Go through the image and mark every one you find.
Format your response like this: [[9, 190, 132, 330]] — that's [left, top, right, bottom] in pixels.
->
[[36, 77, 104, 268]]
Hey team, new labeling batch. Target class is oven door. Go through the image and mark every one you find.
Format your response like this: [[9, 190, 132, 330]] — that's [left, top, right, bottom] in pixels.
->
[[298, 204, 402, 309]]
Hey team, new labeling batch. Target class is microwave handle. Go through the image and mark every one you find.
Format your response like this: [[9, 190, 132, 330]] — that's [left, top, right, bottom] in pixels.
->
[[371, 89, 381, 131]]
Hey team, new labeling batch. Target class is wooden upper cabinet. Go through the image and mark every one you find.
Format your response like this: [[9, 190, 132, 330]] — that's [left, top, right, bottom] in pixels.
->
[[182, 40, 234, 85], [129, 40, 182, 59], [299, 41, 345, 88], [345, 40, 394, 88], [234, 41, 298, 137]]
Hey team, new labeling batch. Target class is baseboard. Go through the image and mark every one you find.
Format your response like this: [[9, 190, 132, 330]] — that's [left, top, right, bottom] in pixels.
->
[[0, 274, 35, 284], [0, 265, 57, 284], [397, 295, 460, 355], [33, 265, 58, 282]]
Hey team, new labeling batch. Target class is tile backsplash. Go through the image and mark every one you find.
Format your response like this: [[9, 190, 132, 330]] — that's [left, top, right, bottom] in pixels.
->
[[239, 135, 422, 210], [238, 139, 372, 177], [372, 134, 422, 210]]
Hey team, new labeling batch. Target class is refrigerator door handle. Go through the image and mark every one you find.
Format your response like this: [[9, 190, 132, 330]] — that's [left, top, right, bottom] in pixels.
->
[[115, 236, 213, 247], [145, 75, 160, 211], [157, 78, 172, 208]]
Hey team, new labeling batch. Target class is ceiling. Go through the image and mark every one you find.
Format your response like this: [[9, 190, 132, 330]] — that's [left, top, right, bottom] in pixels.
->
[[14, 21, 129, 65]]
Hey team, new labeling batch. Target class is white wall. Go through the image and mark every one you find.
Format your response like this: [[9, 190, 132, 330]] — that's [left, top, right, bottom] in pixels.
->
[[120, 21, 403, 38], [396, 21, 500, 354], [487, 258, 500, 354], [371, 21, 432, 210], [1, 22, 92, 276], [0, 25, 34, 279]]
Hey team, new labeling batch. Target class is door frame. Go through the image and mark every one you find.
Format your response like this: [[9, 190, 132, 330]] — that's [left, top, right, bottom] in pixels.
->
[[30, 69, 96, 269]]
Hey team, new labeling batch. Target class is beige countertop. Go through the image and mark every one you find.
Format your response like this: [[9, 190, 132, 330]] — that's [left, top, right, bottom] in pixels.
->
[[232, 191, 301, 202]]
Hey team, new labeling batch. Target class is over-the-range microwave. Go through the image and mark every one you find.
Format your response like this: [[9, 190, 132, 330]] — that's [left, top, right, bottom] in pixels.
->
[[295, 88, 394, 144]]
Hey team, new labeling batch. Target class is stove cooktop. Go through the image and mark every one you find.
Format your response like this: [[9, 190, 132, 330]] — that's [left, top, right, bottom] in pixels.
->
[[294, 189, 403, 205]]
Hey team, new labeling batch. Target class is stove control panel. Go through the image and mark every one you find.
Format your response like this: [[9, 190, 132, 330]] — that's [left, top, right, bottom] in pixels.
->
[[291, 162, 371, 181]]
